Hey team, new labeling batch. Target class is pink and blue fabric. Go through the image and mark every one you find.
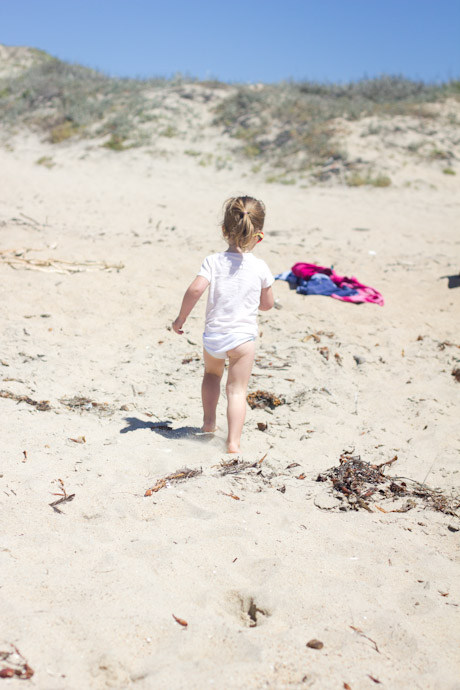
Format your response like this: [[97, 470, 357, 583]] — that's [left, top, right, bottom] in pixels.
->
[[276, 262, 384, 306]]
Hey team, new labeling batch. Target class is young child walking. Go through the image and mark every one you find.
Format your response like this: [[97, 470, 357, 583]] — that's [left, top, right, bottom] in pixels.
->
[[172, 195, 274, 453]]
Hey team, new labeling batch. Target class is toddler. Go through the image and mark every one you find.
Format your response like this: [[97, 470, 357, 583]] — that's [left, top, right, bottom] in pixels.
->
[[172, 195, 274, 453]]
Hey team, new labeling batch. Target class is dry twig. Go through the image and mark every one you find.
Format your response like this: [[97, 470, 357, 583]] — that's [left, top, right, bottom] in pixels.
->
[[145, 467, 202, 496], [0, 249, 123, 274], [49, 479, 75, 513]]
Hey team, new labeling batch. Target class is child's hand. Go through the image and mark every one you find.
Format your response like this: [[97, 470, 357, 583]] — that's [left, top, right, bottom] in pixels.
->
[[172, 318, 184, 335]]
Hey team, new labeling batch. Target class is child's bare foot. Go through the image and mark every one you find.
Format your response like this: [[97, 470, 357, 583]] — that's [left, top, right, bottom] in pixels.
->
[[201, 423, 217, 433], [227, 442, 240, 454]]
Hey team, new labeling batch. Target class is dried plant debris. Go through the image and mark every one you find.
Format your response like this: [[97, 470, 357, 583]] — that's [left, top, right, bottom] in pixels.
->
[[172, 614, 188, 628], [452, 367, 460, 383], [0, 644, 34, 679], [145, 467, 202, 496], [49, 479, 75, 514], [316, 452, 460, 516], [319, 346, 330, 360], [438, 341, 460, 351], [0, 389, 51, 411], [247, 390, 285, 409], [215, 453, 267, 476], [0, 249, 123, 274], [217, 459, 256, 476], [59, 396, 114, 416]]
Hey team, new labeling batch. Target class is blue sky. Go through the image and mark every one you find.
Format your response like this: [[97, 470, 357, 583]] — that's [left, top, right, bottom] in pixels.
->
[[1, 0, 459, 83]]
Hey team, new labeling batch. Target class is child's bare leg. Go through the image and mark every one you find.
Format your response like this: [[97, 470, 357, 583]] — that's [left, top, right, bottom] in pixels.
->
[[226, 340, 256, 453], [202, 349, 225, 432]]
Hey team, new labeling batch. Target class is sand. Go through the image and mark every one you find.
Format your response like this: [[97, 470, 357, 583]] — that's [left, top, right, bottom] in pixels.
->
[[1, 128, 459, 690]]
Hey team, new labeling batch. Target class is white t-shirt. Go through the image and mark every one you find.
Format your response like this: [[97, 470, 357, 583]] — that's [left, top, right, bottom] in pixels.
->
[[198, 251, 274, 352]]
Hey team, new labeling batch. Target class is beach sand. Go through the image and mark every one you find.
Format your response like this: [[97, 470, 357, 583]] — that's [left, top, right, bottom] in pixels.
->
[[1, 130, 459, 689]]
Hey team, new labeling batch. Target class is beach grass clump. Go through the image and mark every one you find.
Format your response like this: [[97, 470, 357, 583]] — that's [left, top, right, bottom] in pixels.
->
[[346, 172, 391, 187], [35, 155, 55, 168], [49, 120, 79, 143], [102, 134, 129, 151], [443, 167, 456, 175]]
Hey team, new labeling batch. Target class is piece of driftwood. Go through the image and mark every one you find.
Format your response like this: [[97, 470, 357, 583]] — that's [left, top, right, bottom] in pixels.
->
[[0, 249, 123, 274]]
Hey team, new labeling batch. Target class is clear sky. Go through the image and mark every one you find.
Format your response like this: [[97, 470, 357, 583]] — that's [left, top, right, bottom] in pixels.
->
[[1, 0, 459, 83]]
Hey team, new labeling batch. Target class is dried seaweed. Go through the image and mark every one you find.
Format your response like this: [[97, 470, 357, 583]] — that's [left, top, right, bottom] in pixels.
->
[[452, 367, 460, 383], [0, 389, 51, 411], [0, 644, 34, 679], [215, 453, 267, 476], [316, 452, 460, 516], [144, 467, 202, 496], [217, 459, 255, 475], [59, 396, 114, 416], [247, 390, 285, 409]]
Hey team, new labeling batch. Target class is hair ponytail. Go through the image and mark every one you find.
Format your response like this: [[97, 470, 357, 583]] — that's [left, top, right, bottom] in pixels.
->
[[222, 195, 265, 250]]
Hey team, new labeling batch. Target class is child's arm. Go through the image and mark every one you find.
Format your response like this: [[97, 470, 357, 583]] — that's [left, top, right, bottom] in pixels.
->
[[259, 286, 274, 311], [172, 276, 209, 334]]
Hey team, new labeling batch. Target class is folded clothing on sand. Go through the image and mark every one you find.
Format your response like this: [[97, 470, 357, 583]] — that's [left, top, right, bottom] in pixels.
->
[[275, 262, 384, 305]]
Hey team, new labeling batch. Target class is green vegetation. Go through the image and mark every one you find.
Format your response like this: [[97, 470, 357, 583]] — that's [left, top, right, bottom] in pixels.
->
[[0, 56, 166, 145], [346, 172, 392, 187], [265, 174, 297, 185], [35, 155, 54, 168], [103, 135, 129, 151], [160, 124, 178, 138], [49, 121, 79, 143], [443, 167, 456, 175], [213, 77, 454, 171]]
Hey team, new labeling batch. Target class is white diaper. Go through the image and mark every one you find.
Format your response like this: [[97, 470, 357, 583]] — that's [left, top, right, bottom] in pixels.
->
[[203, 333, 256, 359]]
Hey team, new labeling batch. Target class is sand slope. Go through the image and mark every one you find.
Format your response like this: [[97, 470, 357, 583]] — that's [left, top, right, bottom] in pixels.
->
[[1, 132, 459, 689]]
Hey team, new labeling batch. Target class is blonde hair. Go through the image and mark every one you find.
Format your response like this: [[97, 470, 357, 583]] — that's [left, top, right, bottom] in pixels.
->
[[222, 196, 265, 250]]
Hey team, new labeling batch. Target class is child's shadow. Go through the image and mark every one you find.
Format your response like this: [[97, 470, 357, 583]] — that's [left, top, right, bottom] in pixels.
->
[[120, 417, 207, 440]]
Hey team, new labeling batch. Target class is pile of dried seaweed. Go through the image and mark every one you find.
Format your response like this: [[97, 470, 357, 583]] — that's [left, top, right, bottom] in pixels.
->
[[0, 389, 51, 411], [59, 396, 114, 416], [247, 390, 285, 409], [144, 467, 202, 496], [316, 452, 460, 516]]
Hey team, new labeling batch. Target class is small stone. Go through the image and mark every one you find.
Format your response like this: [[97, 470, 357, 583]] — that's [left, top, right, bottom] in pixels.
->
[[353, 355, 366, 365], [306, 639, 324, 650]]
